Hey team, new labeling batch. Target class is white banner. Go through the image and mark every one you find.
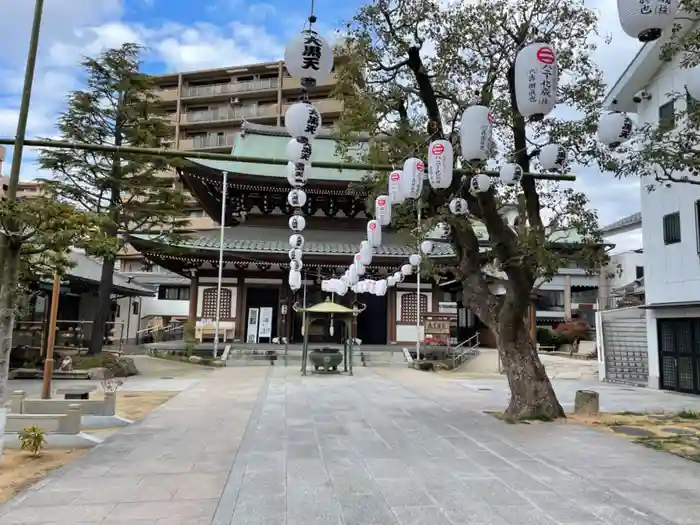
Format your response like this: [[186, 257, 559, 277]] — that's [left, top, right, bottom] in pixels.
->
[[246, 308, 260, 344], [258, 307, 273, 340]]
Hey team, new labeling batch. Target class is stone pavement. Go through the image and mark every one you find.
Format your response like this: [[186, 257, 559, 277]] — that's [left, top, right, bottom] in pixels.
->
[[3, 366, 700, 523]]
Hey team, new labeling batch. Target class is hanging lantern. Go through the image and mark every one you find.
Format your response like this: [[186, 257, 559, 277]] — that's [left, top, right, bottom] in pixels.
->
[[289, 234, 304, 249], [435, 222, 451, 239], [289, 248, 302, 261], [469, 174, 491, 194], [366, 280, 377, 295], [409, 254, 421, 266], [420, 240, 434, 255], [598, 112, 634, 148], [401, 264, 413, 276], [514, 43, 558, 121], [617, 0, 679, 42], [375, 280, 388, 296], [288, 270, 302, 291], [358, 249, 372, 266], [284, 29, 334, 82], [460, 105, 494, 162], [375, 195, 392, 226], [401, 158, 424, 199], [367, 220, 382, 247], [686, 67, 700, 101], [290, 259, 303, 272], [393, 271, 405, 283], [289, 215, 306, 232], [449, 197, 468, 215], [539, 144, 568, 171], [499, 163, 523, 186], [286, 162, 309, 187], [287, 188, 307, 207], [286, 137, 312, 164], [427, 139, 454, 189], [348, 265, 359, 284], [355, 261, 366, 275], [387, 275, 396, 287], [284, 102, 322, 139], [388, 170, 406, 204]]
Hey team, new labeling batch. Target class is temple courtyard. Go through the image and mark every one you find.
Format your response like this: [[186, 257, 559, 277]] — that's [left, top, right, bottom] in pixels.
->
[[2, 365, 700, 524]]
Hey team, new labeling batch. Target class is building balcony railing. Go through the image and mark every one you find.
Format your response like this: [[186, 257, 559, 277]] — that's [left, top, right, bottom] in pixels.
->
[[183, 78, 279, 98], [193, 133, 235, 149], [182, 104, 277, 124]]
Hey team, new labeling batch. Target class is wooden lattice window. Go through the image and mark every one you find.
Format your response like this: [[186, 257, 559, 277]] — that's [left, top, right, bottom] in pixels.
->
[[400, 292, 428, 323], [201, 288, 232, 319]]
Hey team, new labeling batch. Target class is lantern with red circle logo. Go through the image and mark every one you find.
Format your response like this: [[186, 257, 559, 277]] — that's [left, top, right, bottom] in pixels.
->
[[388, 170, 405, 204], [367, 220, 382, 247], [375, 195, 391, 226], [514, 43, 558, 121], [401, 158, 424, 199], [428, 139, 454, 189]]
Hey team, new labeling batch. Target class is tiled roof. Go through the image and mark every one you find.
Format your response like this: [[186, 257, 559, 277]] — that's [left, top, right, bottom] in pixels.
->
[[66, 251, 155, 296], [132, 226, 454, 258]]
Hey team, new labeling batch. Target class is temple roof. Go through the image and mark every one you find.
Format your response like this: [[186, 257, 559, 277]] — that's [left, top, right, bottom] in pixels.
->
[[186, 122, 374, 182]]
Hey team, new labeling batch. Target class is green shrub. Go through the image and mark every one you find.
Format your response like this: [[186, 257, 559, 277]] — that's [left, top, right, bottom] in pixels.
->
[[184, 320, 197, 357], [536, 327, 556, 346], [19, 425, 46, 456]]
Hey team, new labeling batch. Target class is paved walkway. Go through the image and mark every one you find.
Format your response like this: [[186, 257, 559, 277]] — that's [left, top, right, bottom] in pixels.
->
[[3, 366, 700, 524]]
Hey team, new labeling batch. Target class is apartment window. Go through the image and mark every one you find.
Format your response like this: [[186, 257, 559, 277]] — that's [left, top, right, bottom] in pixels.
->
[[635, 266, 644, 279], [659, 100, 675, 132], [158, 286, 190, 301], [663, 212, 681, 244]]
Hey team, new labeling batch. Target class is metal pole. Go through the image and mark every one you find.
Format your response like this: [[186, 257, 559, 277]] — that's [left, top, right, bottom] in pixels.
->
[[416, 201, 421, 362], [213, 171, 228, 358], [41, 271, 60, 399]]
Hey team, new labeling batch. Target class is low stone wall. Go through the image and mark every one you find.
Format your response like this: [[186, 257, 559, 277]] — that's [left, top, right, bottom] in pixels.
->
[[5, 404, 82, 434], [9, 390, 116, 417]]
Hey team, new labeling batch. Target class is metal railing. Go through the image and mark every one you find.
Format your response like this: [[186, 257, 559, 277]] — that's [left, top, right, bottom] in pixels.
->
[[184, 78, 278, 98], [184, 104, 274, 123], [452, 333, 480, 370], [192, 133, 235, 149], [136, 322, 184, 345], [12, 320, 125, 354]]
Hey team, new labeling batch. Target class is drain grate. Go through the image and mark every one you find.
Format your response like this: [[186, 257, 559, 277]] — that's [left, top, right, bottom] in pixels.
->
[[478, 387, 492, 391], [160, 376, 174, 380]]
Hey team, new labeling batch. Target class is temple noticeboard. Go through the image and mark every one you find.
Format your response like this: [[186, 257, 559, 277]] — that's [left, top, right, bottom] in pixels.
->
[[421, 312, 456, 347]]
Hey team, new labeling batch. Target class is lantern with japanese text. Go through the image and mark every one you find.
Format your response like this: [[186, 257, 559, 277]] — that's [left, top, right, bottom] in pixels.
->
[[449, 197, 468, 215], [388, 170, 405, 204], [290, 259, 303, 272], [288, 270, 302, 291], [287, 188, 307, 207], [409, 254, 421, 266], [617, 0, 679, 42], [289, 234, 304, 249], [284, 30, 334, 85], [514, 43, 558, 121], [598, 112, 634, 148], [469, 174, 491, 194], [286, 138, 312, 164], [539, 144, 568, 171], [401, 158, 424, 199], [393, 271, 405, 283], [289, 248, 302, 261], [460, 106, 494, 161], [375, 195, 392, 226], [420, 240, 434, 255], [289, 215, 306, 232], [367, 220, 382, 247], [499, 163, 522, 186], [427, 139, 454, 189], [284, 103, 321, 139], [286, 162, 309, 187], [686, 67, 700, 100], [434, 222, 451, 239]]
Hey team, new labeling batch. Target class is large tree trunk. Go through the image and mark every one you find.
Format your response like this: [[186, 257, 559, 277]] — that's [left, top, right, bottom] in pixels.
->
[[88, 255, 116, 355], [498, 315, 565, 420]]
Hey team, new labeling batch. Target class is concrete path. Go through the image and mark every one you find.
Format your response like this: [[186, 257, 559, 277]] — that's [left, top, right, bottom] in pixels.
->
[[3, 366, 700, 524]]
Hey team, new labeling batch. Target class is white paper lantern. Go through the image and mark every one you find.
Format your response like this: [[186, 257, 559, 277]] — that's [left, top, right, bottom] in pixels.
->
[[360, 240, 373, 254], [375, 195, 392, 226], [290, 259, 303, 272], [289, 234, 304, 249], [366, 280, 377, 295], [284, 30, 334, 82], [355, 261, 366, 275], [287, 188, 307, 207], [401, 264, 413, 276], [409, 254, 421, 266], [420, 240, 434, 255], [375, 280, 388, 296], [598, 112, 634, 148], [388, 170, 405, 204], [686, 67, 700, 101], [289, 248, 302, 261], [284, 102, 322, 139], [289, 270, 302, 290], [358, 248, 372, 266], [286, 162, 309, 187], [367, 220, 382, 247], [401, 158, 424, 199], [393, 271, 405, 283], [449, 197, 468, 215], [469, 174, 491, 194], [617, 0, 679, 42], [387, 276, 397, 287], [427, 139, 454, 189], [460, 105, 494, 161], [348, 265, 359, 284], [539, 144, 568, 171], [514, 43, 558, 121], [286, 138, 312, 164], [499, 163, 523, 186], [289, 215, 306, 232]]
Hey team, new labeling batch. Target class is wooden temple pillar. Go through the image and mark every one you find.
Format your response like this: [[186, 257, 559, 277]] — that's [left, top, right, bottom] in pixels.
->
[[528, 293, 537, 341], [188, 271, 199, 326], [235, 270, 246, 341]]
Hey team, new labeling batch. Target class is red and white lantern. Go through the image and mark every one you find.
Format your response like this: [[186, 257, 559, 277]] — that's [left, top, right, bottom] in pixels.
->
[[375, 195, 392, 226], [427, 139, 454, 189], [388, 170, 405, 204], [401, 157, 424, 199], [617, 0, 679, 42], [514, 43, 558, 121], [367, 220, 382, 247], [460, 106, 494, 162]]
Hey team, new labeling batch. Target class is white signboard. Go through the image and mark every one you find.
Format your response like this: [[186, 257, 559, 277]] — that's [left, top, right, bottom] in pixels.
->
[[258, 307, 273, 341], [246, 308, 260, 344]]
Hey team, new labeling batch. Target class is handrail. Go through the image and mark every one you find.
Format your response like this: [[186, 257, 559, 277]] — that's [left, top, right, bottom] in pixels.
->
[[452, 333, 480, 370], [454, 333, 480, 351]]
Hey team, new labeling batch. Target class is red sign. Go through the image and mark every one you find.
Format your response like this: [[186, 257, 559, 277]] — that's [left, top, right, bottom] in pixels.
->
[[416, 161, 424, 171], [487, 112, 495, 124], [369, 222, 376, 230], [390, 172, 400, 182], [378, 199, 386, 206], [431, 143, 444, 155], [536, 47, 554, 65]]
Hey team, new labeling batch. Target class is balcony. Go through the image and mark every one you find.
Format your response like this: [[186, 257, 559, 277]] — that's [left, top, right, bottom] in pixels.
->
[[158, 87, 179, 102], [181, 104, 278, 126], [179, 133, 235, 151], [281, 72, 337, 90], [282, 98, 343, 117], [182, 78, 279, 99]]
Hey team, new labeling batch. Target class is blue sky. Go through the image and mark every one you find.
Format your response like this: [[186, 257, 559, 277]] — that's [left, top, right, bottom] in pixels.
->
[[0, 0, 643, 250]]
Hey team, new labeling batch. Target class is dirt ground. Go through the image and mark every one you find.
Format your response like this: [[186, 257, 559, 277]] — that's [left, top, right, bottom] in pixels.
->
[[0, 390, 177, 504]]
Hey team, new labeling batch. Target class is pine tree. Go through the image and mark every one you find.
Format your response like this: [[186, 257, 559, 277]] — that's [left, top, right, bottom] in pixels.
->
[[39, 43, 188, 354]]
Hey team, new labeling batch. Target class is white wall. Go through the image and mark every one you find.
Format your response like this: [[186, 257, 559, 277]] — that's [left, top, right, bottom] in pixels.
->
[[609, 251, 644, 288], [396, 288, 432, 342]]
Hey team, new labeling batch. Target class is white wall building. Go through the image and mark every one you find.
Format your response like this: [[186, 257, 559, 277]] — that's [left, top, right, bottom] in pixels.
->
[[605, 21, 700, 393]]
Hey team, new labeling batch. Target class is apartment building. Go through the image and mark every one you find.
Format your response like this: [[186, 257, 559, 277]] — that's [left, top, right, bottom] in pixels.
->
[[0, 147, 46, 199]]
